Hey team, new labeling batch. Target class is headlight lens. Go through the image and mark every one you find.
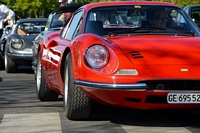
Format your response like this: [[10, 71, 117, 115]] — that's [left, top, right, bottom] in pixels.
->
[[85, 45, 109, 68], [11, 38, 23, 49]]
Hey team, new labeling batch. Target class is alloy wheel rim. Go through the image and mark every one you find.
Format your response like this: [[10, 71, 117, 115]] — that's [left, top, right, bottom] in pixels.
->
[[36, 60, 41, 92], [64, 63, 69, 109], [4, 52, 7, 68]]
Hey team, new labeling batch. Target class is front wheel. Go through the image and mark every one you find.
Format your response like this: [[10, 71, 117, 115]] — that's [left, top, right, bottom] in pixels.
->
[[0, 55, 4, 70], [36, 53, 59, 101], [63, 53, 92, 120], [4, 48, 16, 73]]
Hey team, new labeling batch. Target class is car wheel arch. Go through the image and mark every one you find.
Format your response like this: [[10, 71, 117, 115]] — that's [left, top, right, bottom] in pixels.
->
[[2, 39, 7, 57], [60, 47, 70, 82]]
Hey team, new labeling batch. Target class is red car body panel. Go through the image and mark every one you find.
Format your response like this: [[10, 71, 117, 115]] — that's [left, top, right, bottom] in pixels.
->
[[39, 1, 200, 110], [80, 87, 200, 109]]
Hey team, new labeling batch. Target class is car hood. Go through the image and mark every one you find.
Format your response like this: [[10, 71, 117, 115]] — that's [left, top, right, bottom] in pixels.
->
[[24, 35, 38, 46], [107, 35, 200, 65]]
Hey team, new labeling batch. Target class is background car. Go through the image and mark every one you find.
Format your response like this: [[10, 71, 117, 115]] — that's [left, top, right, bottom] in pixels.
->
[[0, 18, 47, 73], [32, 5, 82, 77], [0, 25, 13, 70], [183, 4, 200, 27], [36, 1, 200, 120], [3, 25, 12, 35]]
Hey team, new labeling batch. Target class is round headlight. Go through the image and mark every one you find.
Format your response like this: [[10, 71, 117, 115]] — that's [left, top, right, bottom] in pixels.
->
[[11, 38, 23, 49], [85, 45, 109, 68]]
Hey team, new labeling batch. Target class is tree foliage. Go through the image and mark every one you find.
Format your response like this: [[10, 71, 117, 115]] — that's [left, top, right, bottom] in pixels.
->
[[153, 0, 200, 8], [76, 0, 112, 4], [0, 0, 200, 20], [0, 0, 57, 19]]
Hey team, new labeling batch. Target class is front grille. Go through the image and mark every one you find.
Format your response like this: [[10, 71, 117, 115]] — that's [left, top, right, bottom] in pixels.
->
[[139, 80, 200, 90]]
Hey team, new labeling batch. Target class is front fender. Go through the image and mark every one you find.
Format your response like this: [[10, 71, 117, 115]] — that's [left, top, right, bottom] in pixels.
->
[[71, 34, 119, 80]]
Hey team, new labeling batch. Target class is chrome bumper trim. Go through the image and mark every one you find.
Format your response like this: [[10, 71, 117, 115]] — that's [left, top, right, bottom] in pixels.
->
[[74, 80, 147, 90], [6, 53, 33, 58]]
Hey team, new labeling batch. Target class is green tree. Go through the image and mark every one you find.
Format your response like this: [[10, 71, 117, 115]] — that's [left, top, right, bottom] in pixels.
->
[[153, 0, 200, 8], [76, 0, 113, 4], [1, 0, 200, 20], [0, 0, 57, 19]]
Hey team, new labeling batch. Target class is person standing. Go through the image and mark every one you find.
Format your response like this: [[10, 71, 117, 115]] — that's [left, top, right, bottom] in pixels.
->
[[58, 0, 67, 7], [58, 0, 72, 21], [0, 3, 15, 38]]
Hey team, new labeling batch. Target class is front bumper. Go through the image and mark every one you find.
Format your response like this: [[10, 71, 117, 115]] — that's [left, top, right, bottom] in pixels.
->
[[6, 52, 33, 65], [75, 80, 200, 109]]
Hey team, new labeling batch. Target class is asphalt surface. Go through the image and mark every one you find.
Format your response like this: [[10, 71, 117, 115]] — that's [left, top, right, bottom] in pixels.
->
[[0, 66, 200, 133]]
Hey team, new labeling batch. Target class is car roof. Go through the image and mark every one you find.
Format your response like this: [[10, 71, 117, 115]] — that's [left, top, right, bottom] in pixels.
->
[[51, 5, 83, 14], [80, 1, 179, 11], [16, 18, 48, 23]]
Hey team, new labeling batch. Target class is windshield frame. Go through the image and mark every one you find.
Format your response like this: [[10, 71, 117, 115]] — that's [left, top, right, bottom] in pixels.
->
[[84, 5, 200, 36]]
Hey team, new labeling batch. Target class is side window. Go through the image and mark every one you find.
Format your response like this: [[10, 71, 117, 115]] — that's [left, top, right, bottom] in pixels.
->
[[65, 11, 83, 40], [60, 18, 71, 38], [50, 13, 65, 29], [72, 19, 82, 39], [191, 8, 200, 27], [169, 10, 178, 23]]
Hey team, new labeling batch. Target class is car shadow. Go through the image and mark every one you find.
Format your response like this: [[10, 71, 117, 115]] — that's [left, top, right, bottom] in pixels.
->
[[0, 66, 34, 74], [16, 66, 34, 74], [81, 102, 200, 131]]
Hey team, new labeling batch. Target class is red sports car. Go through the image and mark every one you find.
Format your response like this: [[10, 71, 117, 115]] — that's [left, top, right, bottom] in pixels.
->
[[36, 1, 200, 120]]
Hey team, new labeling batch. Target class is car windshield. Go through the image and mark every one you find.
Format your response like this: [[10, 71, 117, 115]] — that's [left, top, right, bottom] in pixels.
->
[[85, 5, 199, 36], [4, 25, 12, 35], [17, 21, 46, 35], [45, 12, 72, 31]]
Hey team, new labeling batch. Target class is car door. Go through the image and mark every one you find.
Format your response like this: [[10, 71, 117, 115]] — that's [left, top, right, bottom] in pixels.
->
[[45, 10, 84, 93]]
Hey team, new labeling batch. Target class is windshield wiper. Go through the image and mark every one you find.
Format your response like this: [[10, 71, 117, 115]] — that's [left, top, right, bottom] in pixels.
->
[[172, 30, 195, 36]]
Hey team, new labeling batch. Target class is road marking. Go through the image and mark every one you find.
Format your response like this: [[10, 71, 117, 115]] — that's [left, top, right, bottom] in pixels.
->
[[0, 113, 62, 133], [120, 125, 191, 133]]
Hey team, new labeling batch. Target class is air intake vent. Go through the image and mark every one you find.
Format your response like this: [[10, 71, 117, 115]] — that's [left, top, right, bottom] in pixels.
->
[[130, 51, 143, 58]]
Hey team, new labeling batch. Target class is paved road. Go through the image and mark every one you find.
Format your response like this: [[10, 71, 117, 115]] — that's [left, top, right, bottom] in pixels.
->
[[0, 67, 200, 133]]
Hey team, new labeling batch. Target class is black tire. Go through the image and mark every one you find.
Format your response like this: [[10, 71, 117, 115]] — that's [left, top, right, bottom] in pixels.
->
[[36, 53, 59, 101], [0, 55, 4, 70], [63, 53, 92, 120], [4, 49, 16, 73]]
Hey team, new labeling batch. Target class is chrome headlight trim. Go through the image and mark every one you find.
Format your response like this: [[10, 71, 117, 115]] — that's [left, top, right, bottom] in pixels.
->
[[11, 38, 23, 49], [85, 44, 109, 69]]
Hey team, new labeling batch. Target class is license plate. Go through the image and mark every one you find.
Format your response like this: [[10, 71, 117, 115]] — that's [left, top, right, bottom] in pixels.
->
[[167, 93, 200, 103]]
